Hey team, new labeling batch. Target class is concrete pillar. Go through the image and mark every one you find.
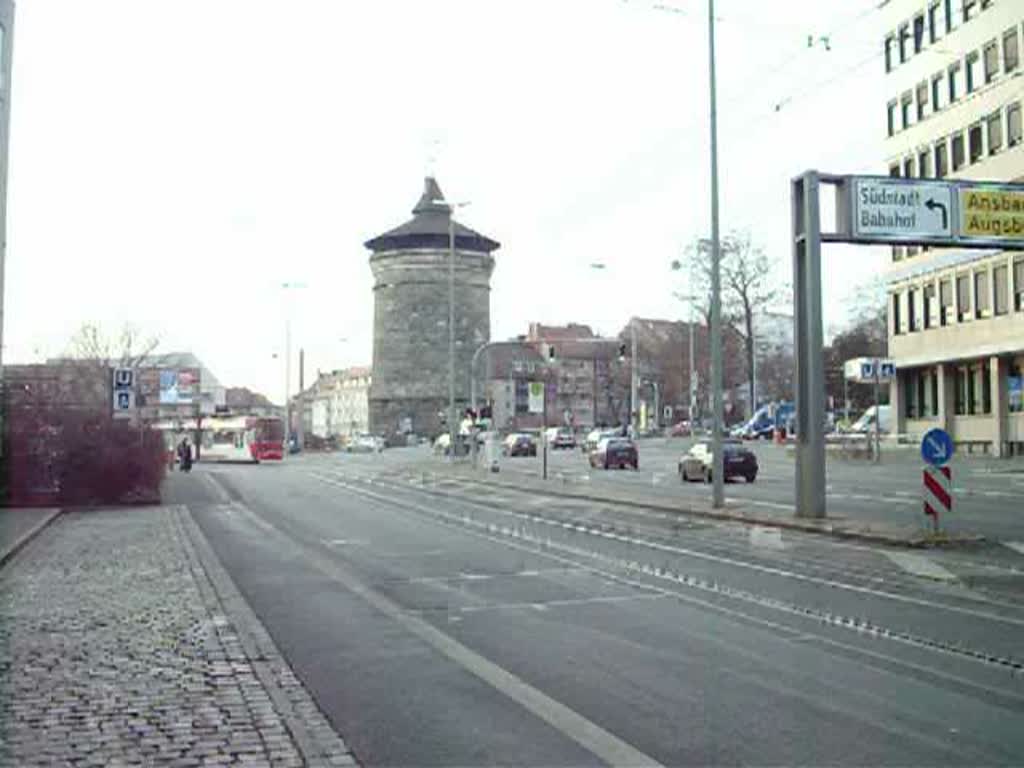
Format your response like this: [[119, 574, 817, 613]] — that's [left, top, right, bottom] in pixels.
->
[[890, 374, 905, 438], [991, 355, 1008, 458], [936, 363, 954, 433]]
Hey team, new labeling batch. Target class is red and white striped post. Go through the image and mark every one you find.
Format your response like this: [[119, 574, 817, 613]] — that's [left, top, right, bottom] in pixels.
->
[[922, 465, 951, 533]]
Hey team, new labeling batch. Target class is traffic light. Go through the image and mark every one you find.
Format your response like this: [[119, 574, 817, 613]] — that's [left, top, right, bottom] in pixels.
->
[[618, 343, 627, 360], [548, 346, 556, 361]]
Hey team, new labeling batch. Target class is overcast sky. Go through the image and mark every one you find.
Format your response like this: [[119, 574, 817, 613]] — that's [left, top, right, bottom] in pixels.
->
[[7, 0, 890, 402]]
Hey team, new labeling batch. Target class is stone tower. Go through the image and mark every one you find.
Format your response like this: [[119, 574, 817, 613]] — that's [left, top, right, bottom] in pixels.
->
[[365, 178, 500, 437]]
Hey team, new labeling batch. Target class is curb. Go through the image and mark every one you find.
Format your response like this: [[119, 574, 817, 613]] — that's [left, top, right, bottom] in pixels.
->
[[414, 465, 984, 550], [0, 508, 63, 570]]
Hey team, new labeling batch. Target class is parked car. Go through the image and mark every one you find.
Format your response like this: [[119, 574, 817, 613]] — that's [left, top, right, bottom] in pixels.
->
[[583, 428, 621, 454], [589, 437, 639, 470], [503, 433, 537, 457], [678, 439, 758, 483], [550, 427, 577, 450], [347, 434, 384, 453]]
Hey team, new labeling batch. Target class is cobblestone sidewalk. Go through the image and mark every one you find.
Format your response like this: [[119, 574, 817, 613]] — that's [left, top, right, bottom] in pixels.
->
[[0, 506, 358, 767]]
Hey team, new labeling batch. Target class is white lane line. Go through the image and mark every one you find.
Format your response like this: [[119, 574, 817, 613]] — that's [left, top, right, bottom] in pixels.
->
[[308, 471, 1024, 626], [241, 494, 663, 768], [1004, 542, 1024, 556], [882, 551, 957, 582]]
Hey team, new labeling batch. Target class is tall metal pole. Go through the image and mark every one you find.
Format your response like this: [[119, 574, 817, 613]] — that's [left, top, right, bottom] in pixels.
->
[[873, 360, 881, 464], [708, 0, 725, 508], [630, 319, 638, 432], [689, 313, 696, 424], [0, 3, 15, 461], [285, 314, 292, 445], [297, 347, 305, 451], [448, 212, 457, 461]]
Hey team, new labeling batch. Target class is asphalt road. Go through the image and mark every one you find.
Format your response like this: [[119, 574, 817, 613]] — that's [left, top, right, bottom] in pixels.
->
[[485, 438, 1024, 542], [166, 454, 1024, 767]]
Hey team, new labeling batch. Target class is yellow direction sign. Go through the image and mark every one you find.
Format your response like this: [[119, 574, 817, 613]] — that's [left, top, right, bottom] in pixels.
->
[[959, 186, 1024, 241]]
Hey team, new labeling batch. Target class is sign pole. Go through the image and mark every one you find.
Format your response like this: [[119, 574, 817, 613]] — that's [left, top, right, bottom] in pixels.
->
[[874, 360, 881, 465], [792, 171, 827, 518]]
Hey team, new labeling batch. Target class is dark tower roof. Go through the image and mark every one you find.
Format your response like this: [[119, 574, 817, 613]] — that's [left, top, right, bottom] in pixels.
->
[[364, 177, 501, 254]]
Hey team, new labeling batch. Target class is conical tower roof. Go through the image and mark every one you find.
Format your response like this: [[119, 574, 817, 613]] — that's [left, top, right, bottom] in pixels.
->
[[364, 177, 500, 254]]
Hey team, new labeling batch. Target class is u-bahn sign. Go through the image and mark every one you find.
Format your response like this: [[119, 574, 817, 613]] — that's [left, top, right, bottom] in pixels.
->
[[842, 176, 1024, 249]]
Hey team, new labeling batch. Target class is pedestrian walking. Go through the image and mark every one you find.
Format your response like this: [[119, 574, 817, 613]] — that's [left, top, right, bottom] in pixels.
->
[[178, 438, 193, 473]]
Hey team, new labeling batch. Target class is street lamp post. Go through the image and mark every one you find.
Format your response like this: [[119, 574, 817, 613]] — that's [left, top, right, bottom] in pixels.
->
[[281, 281, 306, 451], [446, 201, 470, 461], [707, 0, 725, 508]]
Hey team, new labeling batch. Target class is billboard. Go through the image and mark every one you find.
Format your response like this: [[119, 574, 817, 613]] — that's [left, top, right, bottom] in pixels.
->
[[158, 368, 200, 405]]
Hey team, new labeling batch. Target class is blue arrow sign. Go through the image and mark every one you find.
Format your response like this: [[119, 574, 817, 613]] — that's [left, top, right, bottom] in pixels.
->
[[921, 427, 954, 467]]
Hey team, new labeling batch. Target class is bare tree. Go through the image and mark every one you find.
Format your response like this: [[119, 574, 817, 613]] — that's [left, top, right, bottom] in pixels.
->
[[679, 232, 785, 414], [720, 232, 784, 410], [66, 323, 160, 369]]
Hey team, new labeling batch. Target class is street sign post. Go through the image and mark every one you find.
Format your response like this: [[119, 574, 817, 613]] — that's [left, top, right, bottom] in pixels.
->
[[921, 427, 954, 468], [112, 367, 136, 420], [852, 178, 953, 242], [792, 171, 1023, 519]]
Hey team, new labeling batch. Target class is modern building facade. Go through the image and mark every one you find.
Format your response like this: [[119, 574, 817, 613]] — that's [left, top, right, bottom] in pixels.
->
[[882, 0, 1024, 454], [308, 367, 371, 440], [365, 178, 499, 438]]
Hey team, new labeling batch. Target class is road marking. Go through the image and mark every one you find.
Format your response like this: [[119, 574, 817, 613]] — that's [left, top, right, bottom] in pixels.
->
[[308, 471, 1024, 627], [1004, 542, 1024, 556], [230, 495, 663, 768], [882, 552, 957, 582]]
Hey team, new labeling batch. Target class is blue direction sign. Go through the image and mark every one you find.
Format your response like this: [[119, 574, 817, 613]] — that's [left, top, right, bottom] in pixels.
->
[[921, 427, 954, 467]]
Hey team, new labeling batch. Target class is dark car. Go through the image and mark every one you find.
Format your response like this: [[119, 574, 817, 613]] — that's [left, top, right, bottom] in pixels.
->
[[678, 439, 757, 483], [589, 437, 638, 470], [503, 433, 537, 457]]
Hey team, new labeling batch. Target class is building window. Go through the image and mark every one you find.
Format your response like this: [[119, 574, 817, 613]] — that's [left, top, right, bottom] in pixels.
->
[[906, 373, 919, 419], [916, 81, 929, 120], [901, 92, 913, 129], [963, 0, 977, 23], [975, 270, 990, 318], [903, 155, 915, 178], [940, 278, 953, 325], [1009, 102, 1022, 146], [955, 365, 966, 414], [948, 63, 961, 101], [923, 283, 936, 328], [994, 265, 1008, 315], [908, 289, 918, 332], [1006, 28, 1020, 73], [928, 3, 940, 43], [1014, 257, 1024, 310], [931, 73, 944, 112], [952, 132, 966, 170], [944, 0, 954, 33], [957, 274, 971, 321], [892, 293, 902, 334], [988, 111, 1003, 155], [984, 40, 999, 83], [899, 24, 910, 63], [892, 245, 904, 262], [968, 122, 984, 163], [1010, 364, 1023, 413], [982, 363, 992, 415], [918, 148, 932, 177], [930, 369, 940, 416], [887, 101, 897, 136], [913, 15, 926, 53], [935, 140, 949, 177], [966, 52, 979, 93], [889, 162, 901, 178]]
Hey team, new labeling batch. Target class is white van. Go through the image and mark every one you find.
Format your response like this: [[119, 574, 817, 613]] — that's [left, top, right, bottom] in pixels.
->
[[849, 405, 892, 435]]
